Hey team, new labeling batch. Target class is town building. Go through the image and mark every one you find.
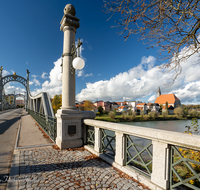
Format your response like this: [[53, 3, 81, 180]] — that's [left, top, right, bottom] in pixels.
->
[[136, 103, 147, 114], [16, 99, 25, 106], [147, 103, 160, 113], [155, 87, 181, 108]]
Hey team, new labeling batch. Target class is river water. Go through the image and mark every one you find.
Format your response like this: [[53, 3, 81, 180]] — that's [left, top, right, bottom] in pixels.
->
[[121, 119, 200, 134]]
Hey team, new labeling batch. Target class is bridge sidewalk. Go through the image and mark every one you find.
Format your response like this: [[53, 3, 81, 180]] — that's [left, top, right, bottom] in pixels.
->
[[6, 110, 149, 190], [17, 109, 54, 148]]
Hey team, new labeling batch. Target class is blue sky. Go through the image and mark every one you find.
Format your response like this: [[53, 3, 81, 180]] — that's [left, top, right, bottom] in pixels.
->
[[1, 0, 200, 104]]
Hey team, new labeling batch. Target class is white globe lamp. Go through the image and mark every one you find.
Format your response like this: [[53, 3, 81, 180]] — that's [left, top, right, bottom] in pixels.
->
[[58, 73, 62, 82], [72, 57, 85, 70]]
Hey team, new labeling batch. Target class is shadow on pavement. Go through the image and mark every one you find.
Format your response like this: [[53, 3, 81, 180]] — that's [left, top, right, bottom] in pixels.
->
[[0, 116, 21, 135]]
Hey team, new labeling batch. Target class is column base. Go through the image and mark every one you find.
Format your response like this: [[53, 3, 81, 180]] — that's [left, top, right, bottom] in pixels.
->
[[55, 108, 96, 150], [56, 137, 82, 149]]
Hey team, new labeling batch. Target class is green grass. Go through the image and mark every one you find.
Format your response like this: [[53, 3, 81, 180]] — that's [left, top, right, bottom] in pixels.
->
[[95, 114, 195, 123]]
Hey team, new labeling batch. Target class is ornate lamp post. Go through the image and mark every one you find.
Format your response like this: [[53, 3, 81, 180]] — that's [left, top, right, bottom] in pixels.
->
[[56, 4, 95, 149]]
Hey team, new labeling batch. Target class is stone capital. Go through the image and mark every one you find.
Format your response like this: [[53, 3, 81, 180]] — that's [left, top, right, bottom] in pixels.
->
[[60, 14, 80, 31]]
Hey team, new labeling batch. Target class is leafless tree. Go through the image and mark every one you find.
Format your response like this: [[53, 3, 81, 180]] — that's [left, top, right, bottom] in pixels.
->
[[103, 0, 200, 83]]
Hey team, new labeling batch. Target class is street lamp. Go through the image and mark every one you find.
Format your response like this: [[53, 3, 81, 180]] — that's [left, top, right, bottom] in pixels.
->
[[58, 38, 85, 82]]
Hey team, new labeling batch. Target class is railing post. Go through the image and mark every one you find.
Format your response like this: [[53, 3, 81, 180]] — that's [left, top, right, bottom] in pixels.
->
[[151, 140, 169, 189], [115, 132, 125, 166], [94, 127, 101, 153]]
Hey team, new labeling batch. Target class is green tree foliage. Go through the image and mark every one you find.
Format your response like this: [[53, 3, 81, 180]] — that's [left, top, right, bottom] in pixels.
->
[[98, 106, 103, 114], [165, 102, 169, 113], [189, 109, 198, 118]]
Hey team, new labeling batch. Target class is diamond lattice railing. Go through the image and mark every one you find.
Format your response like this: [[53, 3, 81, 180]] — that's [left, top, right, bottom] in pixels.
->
[[170, 145, 200, 190], [101, 129, 116, 158], [86, 125, 95, 148], [126, 135, 153, 178]]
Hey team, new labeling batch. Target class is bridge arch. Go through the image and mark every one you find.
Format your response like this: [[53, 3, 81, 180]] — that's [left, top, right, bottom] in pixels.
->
[[0, 68, 54, 117], [2, 74, 27, 89]]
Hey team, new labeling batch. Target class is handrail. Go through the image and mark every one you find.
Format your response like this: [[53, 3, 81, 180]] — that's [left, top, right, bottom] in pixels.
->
[[84, 119, 200, 151]]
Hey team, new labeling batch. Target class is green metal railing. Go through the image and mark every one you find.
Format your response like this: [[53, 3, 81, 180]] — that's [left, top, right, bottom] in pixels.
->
[[170, 145, 200, 189], [101, 129, 116, 158], [126, 135, 153, 178], [86, 125, 95, 148], [27, 109, 57, 142]]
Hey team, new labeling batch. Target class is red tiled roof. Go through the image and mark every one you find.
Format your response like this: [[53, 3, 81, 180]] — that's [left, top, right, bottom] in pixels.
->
[[162, 105, 174, 109], [118, 106, 125, 109], [137, 103, 146, 106], [137, 107, 143, 110], [116, 101, 127, 105], [75, 104, 84, 107], [155, 94, 180, 104]]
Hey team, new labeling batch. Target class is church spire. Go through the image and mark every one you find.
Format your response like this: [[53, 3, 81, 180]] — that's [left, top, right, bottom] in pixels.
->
[[157, 87, 161, 97]]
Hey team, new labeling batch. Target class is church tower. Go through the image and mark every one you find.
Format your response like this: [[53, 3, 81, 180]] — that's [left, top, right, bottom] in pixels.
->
[[157, 87, 161, 97]]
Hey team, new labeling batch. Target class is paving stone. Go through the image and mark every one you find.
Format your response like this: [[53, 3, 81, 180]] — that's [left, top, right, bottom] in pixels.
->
[[13, 147, 149, 190]]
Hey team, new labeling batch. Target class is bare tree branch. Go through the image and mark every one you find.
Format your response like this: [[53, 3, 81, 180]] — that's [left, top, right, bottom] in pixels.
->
[[103, 0, 200, 84]]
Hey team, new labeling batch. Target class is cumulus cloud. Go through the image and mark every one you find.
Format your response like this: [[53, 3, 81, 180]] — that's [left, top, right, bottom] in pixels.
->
[[77, 70, 84, 77], [41, 72, 48, 79], [4, 83, 26, 95], [2, 70, 9, 77], [31, 58, 62, 97], [76, 56, 162, 101], [31, 75, 41, 86], [76, 51, 200, 104]]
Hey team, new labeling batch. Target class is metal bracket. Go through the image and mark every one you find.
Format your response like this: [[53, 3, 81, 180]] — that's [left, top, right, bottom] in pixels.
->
[[61, 38, 83, 75]]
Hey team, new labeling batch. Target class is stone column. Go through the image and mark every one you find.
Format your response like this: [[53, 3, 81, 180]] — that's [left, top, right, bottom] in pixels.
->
[[56, 4, 95, 149]]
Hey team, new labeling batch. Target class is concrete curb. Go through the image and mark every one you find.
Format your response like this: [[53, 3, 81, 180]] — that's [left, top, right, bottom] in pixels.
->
[[6, 150, 19, 190], [16, 143, 55, 149]]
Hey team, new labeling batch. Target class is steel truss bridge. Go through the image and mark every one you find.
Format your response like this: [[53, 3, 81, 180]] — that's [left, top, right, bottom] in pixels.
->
[[0, 68, 54, 118]]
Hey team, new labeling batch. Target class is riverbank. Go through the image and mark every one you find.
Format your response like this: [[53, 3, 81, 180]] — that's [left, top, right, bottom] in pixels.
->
[[95, 114, 199, 123]]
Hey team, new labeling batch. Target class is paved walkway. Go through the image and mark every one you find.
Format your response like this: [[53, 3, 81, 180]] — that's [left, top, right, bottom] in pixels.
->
[[6, 110, 150, 190]]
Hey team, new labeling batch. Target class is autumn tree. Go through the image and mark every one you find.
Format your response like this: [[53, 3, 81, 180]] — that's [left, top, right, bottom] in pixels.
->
[[174, 106, 183, 118], [52, 94, 62, 114], [103, 0, 200, 82], [83, 100, 94, 111]]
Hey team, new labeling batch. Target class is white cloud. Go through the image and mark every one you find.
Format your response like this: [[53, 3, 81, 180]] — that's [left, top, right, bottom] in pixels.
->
[[2, 70, 10, 77], [29, 81, 34, 85], [31, 74, 37, 78], [148, 95, 157, 102], [76, 56, 161, 101], [10, 70, 14, 74], [4, 83, 26, 95], [76, 51, 200, 104], [85, 73, 93, 77], [77, 70, 84, 77], [31, 75, 41, 86], [41, 72, 48, 79], [30, 58, 62, 97]]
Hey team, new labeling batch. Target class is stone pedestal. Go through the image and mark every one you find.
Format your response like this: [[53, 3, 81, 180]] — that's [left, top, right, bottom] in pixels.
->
[[56, 109, 83, 149], [56, 109, 96, 149]]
